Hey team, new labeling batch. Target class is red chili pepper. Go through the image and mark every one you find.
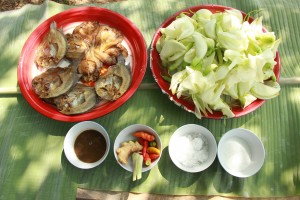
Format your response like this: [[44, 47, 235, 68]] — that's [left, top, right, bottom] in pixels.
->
[[137, 137, 144, 146], [149, 153, 160, 161], [144, 153, 151, 166], [132, 131, 155, 142], [142, 139, 148, 158]]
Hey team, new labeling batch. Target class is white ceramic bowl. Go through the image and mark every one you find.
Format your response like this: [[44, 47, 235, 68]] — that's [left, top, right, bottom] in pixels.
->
[[217, 128, 265, 177], [169, 124, 217, 173], [64, 121, 110, 169], [114, 124, 162, 172]]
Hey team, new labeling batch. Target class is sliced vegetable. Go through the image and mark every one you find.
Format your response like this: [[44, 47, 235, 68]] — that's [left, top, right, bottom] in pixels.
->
[[132, 152, 143, 181], [192, 32, 207, 59], [160, 40, 186, 62], [132, 131, 155, 142], [251, 81, 280, 99], [160, 15, 194, 40]]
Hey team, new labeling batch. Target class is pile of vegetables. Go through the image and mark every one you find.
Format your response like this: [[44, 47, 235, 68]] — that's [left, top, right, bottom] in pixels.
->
[[156, 8, 281, 118], [116, 131, 161, 181]]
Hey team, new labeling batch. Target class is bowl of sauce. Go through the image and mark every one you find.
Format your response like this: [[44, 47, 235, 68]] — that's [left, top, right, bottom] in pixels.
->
[[64, 121, 110, 169]]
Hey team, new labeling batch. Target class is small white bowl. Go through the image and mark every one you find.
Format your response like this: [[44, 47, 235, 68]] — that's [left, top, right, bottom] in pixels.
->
[[169, 124, 217, 173], [114, 124, 162, 172], [64, 121, 110, 169], [218, 128, 265, 178]]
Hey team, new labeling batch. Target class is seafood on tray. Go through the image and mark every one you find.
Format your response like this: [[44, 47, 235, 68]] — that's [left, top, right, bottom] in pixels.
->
[[31, 20, 132, 115], [52, 84, 98, 115], [95, 62, 131, 101], [65, 21, 100, 60], [35, 22, 67, 69], [93, 25, 128, 65], [32, 67, 77, 98], [77, 46, 103, 82], [67, 21, 129, 82]]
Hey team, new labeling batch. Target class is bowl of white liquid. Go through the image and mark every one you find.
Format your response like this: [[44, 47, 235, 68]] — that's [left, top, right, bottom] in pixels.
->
[[218, 128, 265, 178]]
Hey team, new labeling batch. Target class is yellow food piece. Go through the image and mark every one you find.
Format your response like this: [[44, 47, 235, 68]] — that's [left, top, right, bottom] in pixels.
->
[[116, 141, 143, 165]]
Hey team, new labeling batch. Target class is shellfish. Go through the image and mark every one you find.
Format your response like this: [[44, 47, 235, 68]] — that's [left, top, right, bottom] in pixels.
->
[[95, 63, 131, 101], [52, 84, 97, 115]]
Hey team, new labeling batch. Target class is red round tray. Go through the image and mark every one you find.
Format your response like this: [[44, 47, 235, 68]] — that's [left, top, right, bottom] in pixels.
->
[[18, 7, 147, 122]]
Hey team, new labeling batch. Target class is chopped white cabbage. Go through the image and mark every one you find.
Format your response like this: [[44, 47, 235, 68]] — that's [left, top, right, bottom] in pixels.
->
[[157, 8, 281, 118]]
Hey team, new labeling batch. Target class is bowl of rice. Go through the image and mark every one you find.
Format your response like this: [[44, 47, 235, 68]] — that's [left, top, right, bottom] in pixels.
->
[[168, 124, 217, 173]]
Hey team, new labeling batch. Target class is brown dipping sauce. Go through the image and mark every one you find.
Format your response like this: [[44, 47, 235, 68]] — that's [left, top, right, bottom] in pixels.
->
[[74, 129, 107, 163]]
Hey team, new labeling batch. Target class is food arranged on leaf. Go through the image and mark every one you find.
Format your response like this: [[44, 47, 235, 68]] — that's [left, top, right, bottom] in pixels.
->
[[32, 21, 131, 115], [155, 9, 281, 118], [116, 131, 161, 181]]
